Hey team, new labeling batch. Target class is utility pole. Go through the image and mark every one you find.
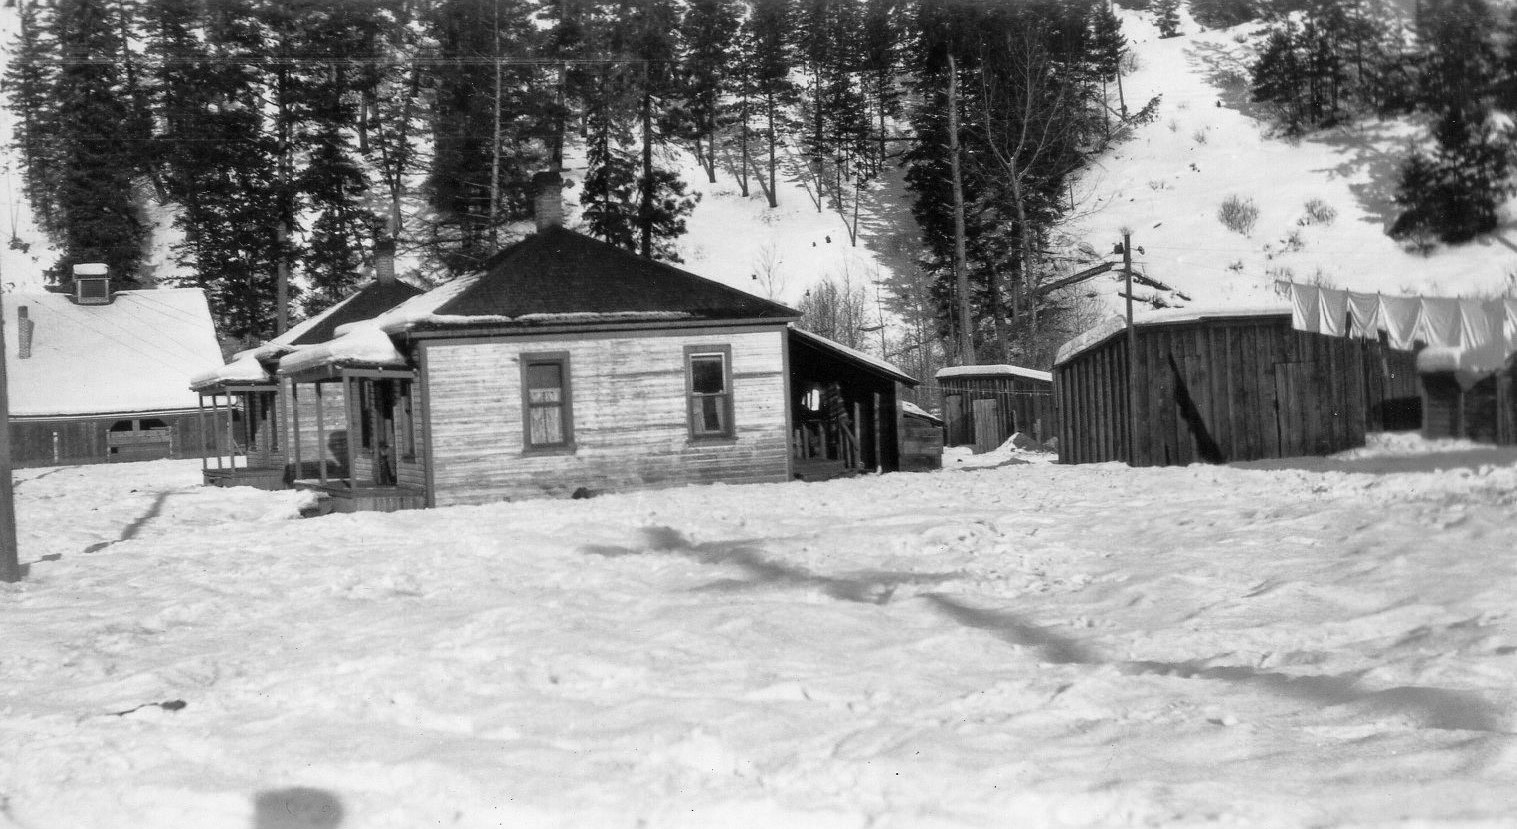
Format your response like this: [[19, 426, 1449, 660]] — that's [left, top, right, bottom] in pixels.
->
[[0, 293, 20, 583], [1121, 229, 1138, 466]]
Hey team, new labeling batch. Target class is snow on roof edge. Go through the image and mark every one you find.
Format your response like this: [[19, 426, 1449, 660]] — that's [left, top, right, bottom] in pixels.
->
[[936, 364, 1051, 382], [1054, 305, 1292, 366]]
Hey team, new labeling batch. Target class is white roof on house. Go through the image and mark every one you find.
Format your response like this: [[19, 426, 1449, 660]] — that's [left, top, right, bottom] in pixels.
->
[[189, 288, 368, 390], [935, 364, 1052, 383], [5, 288, 223, 418]]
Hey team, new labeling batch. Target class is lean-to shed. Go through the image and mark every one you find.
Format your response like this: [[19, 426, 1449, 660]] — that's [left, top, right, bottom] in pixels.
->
[[1052, 307, 1420, 466], [1416, 346, 1516, 445], [5, 277, 227, 467], [935, 364, 1054, 452]]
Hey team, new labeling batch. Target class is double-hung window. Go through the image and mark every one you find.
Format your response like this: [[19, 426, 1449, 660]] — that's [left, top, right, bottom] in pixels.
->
[[521, 352, 573, 451], [686, 345, 734, 439]]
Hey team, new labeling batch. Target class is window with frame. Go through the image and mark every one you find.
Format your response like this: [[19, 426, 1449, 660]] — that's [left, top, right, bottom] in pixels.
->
[[521, 352, 573, 450], [397, 380, 417, 460], [686, 345, 734, 439]]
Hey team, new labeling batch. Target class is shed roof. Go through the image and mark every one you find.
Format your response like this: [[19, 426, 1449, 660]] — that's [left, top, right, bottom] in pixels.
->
[[936, 364, 1052, 383], [6, 288, 222, 418], [1054, 305, 1291, 367], [790, 327, 917, 386]]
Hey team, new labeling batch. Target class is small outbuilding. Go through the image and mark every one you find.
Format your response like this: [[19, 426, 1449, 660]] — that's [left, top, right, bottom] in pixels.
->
[[936, 364, 1054, 452], [5, 276, 227, 467], [1416, 346, 1516, 445], [1052, 307, 1420, 466]]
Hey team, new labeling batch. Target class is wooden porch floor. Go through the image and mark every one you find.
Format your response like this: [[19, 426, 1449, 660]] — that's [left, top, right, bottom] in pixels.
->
[[294, 481, 427, 515], [204, 466, 289, 491]]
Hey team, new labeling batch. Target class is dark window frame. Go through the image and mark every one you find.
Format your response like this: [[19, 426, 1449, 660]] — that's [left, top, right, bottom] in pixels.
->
[[684, 344, 735, 441], [520, 351, 575, 453]]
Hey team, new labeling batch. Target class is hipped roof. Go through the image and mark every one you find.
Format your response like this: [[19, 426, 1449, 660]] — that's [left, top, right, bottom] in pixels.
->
[[416, 226, 798, 330]]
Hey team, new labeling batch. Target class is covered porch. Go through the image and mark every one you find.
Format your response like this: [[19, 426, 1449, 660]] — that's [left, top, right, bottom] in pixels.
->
[[196, 383, 287, 490], [787, 328, 913, 482], [282, 364, 426, 514]]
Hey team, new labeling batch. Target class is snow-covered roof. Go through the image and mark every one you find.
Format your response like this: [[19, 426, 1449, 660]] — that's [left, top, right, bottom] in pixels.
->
[[6, 288, 223, 418], [789, 326, 917, 386], [936, 364, 1052, 383], [1054, 305, 1292, 366], [276, 326, 409, 377]]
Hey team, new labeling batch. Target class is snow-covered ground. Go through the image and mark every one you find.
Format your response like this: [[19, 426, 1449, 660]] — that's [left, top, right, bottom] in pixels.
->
[[4, 436, 1516, 828]]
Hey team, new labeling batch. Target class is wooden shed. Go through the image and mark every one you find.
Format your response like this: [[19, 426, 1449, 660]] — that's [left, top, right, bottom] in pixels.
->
[[788, 327, 914, 480], [1417, 347, 1516, 445], [936, 364, 1055, 452], [5, 280, 229, 467], [1052, 307, 1420, 466]]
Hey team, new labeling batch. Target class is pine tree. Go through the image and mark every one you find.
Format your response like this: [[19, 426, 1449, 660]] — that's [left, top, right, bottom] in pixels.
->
[[52, 0, 150, 285], [1154, 0, 1181, 38], [5, 0, 63, 239], [1252, 25, 1308, 131], [1391, 113, 1508, 245], [745, 0, 799, 209], [676, 0, 740, 184], [860, 0, 903, 175]]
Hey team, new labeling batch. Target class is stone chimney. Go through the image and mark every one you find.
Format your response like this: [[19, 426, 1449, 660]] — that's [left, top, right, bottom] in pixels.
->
[[532, 171, 564, 232], [72, 263, 112, 305], [374, 237, 397, 285], [17, 306, 32, 359]]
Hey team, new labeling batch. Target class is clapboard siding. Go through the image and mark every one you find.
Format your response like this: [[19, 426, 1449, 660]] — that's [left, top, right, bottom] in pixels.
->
[[11, 410, 227, 468], [1055, 313, 1421, 466], [423, 327, 790, 506]]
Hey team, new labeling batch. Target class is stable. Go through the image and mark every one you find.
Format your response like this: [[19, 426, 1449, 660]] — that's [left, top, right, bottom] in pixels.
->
[[189, 276, 423, 489], [5, 274, 227, 467], [1052, 307, 1420, 466], [275, 218, 918, 512], [936, 364, 1055, 452]]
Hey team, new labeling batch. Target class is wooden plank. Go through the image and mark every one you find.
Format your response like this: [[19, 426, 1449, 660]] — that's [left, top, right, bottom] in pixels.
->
[[972, 398, 1000, 454]]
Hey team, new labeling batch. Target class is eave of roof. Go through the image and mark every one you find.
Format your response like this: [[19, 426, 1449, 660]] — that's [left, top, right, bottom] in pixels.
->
[[789, 327, 918, 386]]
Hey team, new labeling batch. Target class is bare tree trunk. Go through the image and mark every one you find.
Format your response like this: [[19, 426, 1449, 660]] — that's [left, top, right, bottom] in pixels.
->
[[948, 53, 975, 365], [766, 92, 779, 208]]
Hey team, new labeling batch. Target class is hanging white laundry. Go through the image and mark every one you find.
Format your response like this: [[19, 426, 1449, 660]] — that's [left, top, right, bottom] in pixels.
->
[[1347, 291, 1383, 338], [1458, 298, 1496, 350], [1379, 295, 1422, 351], [1291, 283, 1320, 333], [1507, 298, 1517, 352], [1317, 288, 1349, 337], [1415, 297, 1461, 349]]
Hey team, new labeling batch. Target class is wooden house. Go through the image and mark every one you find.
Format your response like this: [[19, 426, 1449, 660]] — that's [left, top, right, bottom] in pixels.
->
[[274, 219, 920, 513], [936, 364, 1055, 452], [190, 277, 423, 489], [1052, 307, 1420, 466], [1417, 346, 1516, 445], [4, 276, 228, 467]]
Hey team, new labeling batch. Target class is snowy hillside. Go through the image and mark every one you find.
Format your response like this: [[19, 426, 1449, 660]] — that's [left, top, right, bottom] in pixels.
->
[[4, 5, 1516, 328], [3, 436, 1517, 827], [1065, 9, 1517, 314]]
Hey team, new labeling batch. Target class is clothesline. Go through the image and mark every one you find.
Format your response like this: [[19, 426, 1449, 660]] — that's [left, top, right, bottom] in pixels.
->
[[1284, 282, 1517, 355]]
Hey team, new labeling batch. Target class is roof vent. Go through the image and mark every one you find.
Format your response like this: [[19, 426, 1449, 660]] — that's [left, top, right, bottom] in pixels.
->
[[73, 263, 111, 305]]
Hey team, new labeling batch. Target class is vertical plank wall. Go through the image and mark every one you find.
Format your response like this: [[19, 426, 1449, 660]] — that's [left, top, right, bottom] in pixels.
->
[[1056, 314, 1422, 466]]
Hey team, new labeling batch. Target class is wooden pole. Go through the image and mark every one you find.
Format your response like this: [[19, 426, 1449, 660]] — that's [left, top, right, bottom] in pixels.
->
[[344, 376, 358, 490], [198, 394, 208, 474], [872, 392, 884, 474], [1123, 231, 1138, 466], [224, 392, 235, 470], [0, 294, 20, 583]]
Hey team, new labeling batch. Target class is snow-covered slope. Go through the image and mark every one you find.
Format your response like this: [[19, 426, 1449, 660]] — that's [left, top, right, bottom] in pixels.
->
[[3, 436, 1516, 827], [1065, 9, 1517, 316]]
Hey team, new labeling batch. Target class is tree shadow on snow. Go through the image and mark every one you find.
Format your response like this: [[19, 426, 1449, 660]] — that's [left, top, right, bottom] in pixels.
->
[[585, 528, 1508, 734], [82, 490, 174, 554], [581, 526, 961, 605], [926, 593, 1507, 734]]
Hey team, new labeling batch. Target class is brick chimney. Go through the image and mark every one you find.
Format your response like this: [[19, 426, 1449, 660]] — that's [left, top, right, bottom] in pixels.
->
[[17, 306, 32, 359], [374, 237, 397, 285], [532, 171, 564, 232]]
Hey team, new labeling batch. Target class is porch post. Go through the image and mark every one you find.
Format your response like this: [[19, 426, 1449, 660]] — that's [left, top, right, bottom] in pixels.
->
[[223, 392, 234, 470], [290, 381, 302, 482], [198, 393, 207, 473], [315, 382, 328, 487], [344, 375, 359, 491], [872, 391, 883, 474]]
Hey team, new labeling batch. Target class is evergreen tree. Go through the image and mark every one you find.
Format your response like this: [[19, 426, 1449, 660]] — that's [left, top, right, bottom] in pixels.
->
[[1154, 0, 1181, 38], [5, 0, 63, 239], [1391, 113, 1508, 244], [745, 0, 799, 209], [1414, 0, 1498, 125], [859, 0, 903, 174], [53, 0, 150, 285], [676, 0, 740, 184]]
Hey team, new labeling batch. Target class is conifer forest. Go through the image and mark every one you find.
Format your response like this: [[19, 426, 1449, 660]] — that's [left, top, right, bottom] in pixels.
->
[[8, 0, 1516, 363]]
